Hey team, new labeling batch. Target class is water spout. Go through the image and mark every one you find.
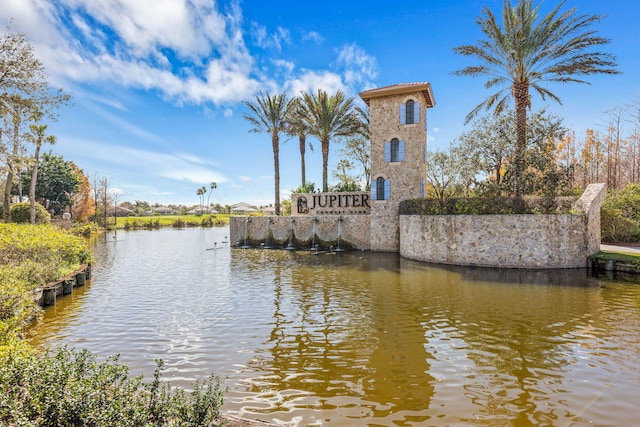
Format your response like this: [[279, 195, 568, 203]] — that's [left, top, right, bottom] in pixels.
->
[[239, 217, 252, 249], [262, 219, 273, 249], [310, 216, 320, 251], [285, 218, 296, 250], [334, 216, 345, 252]]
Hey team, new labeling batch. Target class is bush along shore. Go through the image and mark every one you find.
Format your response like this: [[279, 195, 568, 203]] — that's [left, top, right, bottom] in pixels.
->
[[0, 223, 227, 426]]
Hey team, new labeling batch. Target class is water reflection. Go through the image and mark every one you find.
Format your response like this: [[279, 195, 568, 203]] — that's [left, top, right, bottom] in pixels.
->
[[27, 228, 640, 426]]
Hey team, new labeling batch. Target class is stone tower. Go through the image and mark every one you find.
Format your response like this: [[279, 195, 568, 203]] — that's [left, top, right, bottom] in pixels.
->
[[360, 83, 436, 252]]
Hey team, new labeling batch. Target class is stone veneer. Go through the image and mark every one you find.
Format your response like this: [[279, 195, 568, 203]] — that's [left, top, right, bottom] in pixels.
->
[[398, 183, 606, 269], [363, 83, 434, 252], [229, 215, 371, 251]]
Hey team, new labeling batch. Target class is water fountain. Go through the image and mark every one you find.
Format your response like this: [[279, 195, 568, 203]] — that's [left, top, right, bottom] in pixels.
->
[[262, 219, 273, 249], [310, 217, 320, 252], [238, 218, 252, 249], [285, 218, 296, 251], [334, 216, 346, 252]]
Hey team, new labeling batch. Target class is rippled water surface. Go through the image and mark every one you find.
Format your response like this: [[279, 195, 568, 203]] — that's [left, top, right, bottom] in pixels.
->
[[28, 227, 640, 426]]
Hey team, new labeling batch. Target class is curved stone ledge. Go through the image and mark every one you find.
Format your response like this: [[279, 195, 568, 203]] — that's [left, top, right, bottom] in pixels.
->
[[399, 184, 606, 269]]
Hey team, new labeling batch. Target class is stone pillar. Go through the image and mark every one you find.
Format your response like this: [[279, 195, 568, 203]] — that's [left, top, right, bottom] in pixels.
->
[[572, 182, 607, 255]]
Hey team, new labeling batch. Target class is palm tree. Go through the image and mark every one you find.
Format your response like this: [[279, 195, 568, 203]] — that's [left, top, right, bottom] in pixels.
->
[[286, 97, 313, 188], [453, 0, 618, 209], [196, 186, 206, 212], [242, 91, 293, 215], [299, 89, 360, 192], [206, 181, 217, 211], [25, 122, 56, 224]]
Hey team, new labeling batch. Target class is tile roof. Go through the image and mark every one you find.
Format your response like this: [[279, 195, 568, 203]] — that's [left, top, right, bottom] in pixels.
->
[[359, 82, 435, 107]]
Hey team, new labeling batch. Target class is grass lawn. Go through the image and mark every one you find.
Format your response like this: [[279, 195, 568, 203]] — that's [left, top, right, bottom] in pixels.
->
[[594, 250, 640, 264]]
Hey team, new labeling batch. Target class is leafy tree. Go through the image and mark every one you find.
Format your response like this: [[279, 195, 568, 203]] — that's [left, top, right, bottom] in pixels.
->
[[31, 152, 81, 216], [92, 175, 111, 228], [242, 91, 294, 215], [337, 135, 370, 190], [0, 30, 71, 221], [457, 113, 513, 195], [132, 200, 151, 216], [332, 159, 361, 192], [601, 184, 640, 242], [453, 0, 619, 209], [291, 182, 317, 194], [67, 162, 92, 222], [331, 105, 370, 191], [298, 89, 360, 192], [425, 147, 474, 202], [455, 110, 570, 196]]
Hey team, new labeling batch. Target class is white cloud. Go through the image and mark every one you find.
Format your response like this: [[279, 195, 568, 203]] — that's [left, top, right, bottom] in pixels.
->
[[250, 22, 291, 51], [303, 31, 324, 44], [286, 70, 346, 96], [4, 0, 263, 106], [335, 43, 378, 87], [86, 103, 165, 143], [273, 59, 295, 74], [62, 137, 227, 184]]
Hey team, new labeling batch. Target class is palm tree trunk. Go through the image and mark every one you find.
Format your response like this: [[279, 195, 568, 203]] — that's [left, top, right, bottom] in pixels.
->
[[513, 82, 529, 212], [3, 170, 13, 222], [29, 142, 42, 224], [272, 132, 281, 215], [299, 134, 306, 187], [321, 138, 329, 192]]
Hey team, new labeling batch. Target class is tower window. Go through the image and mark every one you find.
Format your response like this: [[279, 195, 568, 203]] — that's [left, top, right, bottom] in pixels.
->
[[400, 100, 421, 125], [406, 100, 415, 124], [391, 139, 400, 162], [371, 177, 390, 201], [385, 139, 405, 162]]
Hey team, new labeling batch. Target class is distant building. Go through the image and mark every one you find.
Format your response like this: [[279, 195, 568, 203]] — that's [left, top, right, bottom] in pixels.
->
[[230, 202, 259, 214], [188, 207, 218, 214], [152, 206, 175, 215], [113, 206, 134, 217]]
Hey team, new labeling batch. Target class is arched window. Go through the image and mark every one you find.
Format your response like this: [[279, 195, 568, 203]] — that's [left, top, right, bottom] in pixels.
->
[[390, 138, 400, 162], [405, 100, 415, 124], [376, 177, 385, 200]]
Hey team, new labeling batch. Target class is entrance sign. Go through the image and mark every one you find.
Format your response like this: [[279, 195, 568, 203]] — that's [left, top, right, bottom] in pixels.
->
[[292, 192, 371, 216]]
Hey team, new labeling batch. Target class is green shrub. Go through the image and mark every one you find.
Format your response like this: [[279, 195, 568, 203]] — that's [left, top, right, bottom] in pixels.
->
[[604, 184, 640, 221], [0, 347, 226, 427], [10, 202, 51, 224], [400, 196, 577, 215], [0, 265, 38, 346]]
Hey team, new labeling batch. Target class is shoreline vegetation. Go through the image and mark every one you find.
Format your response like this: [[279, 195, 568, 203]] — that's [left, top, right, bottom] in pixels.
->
[[0, 223, 227, 426], [117, 214, 231, 230]]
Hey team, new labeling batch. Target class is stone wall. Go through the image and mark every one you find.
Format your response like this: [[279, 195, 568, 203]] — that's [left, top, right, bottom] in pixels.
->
[[229, 215, 371, 250], [399, 183, 606, 269]]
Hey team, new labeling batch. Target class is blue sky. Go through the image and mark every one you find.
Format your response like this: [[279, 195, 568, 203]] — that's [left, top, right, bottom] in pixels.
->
[[4, 0, 638, 207]]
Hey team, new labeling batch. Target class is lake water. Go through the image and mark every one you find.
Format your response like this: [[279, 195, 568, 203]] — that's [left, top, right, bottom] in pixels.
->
[[28, 227, 640, 426]]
